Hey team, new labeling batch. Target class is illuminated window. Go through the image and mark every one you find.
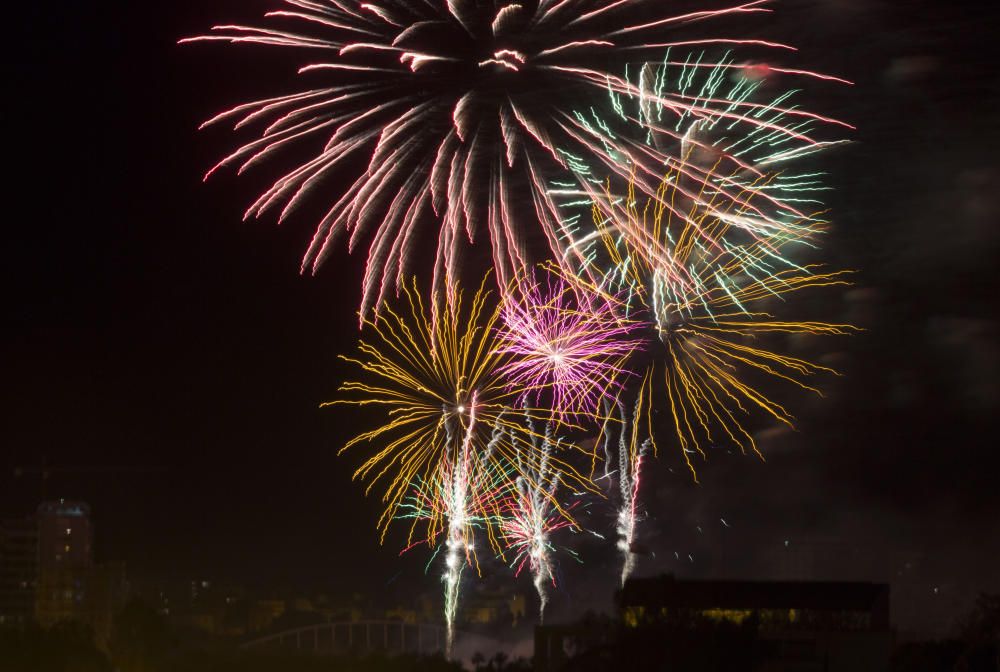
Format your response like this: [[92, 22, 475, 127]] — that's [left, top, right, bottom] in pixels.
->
[[623, 606, 646, 627], [702, 608, 753, 624]]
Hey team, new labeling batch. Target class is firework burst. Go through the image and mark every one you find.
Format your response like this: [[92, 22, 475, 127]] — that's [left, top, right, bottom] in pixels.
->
[[327, 276, 519, 539], [496, 269, 641, 423], [555, 47, 850, 280], [329, 274, 594, 538], [577, 169, 857, 478], [183, 2, 850, 315]]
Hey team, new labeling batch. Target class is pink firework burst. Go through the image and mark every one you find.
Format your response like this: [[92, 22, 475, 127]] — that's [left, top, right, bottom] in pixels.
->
[[181, 1, 851, 316], [496, 273, 641, 420]]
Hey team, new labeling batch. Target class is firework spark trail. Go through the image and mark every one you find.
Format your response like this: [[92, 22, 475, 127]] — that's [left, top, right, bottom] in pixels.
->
[[398, 404, 513, 657], [499, 416, 577, 622], [599, 398, 621, 480], [183, 2, 850, 317], [614, 397, 650, 586], [496, 269, 641, 423], [441, 390, 475, 656]]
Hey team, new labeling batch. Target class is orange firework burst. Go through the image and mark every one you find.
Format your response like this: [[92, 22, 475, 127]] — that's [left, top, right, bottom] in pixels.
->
[[578, 168, 857, 478]]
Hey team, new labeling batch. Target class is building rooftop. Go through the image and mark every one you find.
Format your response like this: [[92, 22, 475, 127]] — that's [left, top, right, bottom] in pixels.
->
[[620, 575, 890, 614], [37, 501, 90, 518]]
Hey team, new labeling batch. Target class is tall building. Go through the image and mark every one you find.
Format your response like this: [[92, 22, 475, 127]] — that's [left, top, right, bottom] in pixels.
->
[[2, 501, 126, 647], [0, 515, 38, 626], [35, 500, 93, 626]]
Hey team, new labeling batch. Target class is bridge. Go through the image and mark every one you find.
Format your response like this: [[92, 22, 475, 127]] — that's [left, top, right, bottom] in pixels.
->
[[241, 620, 451, 657]]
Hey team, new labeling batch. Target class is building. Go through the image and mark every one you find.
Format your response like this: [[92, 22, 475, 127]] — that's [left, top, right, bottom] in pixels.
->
[[619, 575, 891, 632], [535, 575, 894, 672], [1, 502, 126, 647], [35, 500, 94, 626], [0, 515, 38, 626]]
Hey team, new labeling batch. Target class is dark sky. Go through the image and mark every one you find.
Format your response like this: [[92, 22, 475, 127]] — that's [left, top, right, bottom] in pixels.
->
[[2, 0, 998, 638]]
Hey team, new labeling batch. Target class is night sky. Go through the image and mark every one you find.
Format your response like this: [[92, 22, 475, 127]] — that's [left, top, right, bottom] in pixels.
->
[[2, 0, 997, 638]]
